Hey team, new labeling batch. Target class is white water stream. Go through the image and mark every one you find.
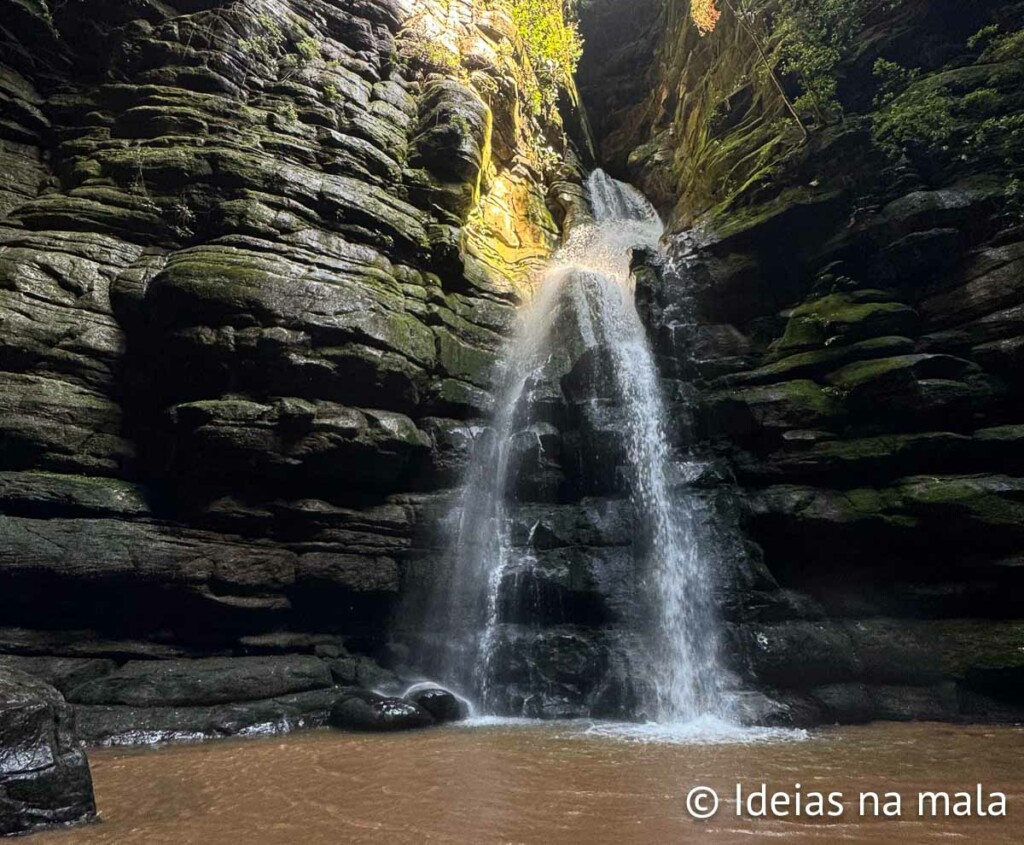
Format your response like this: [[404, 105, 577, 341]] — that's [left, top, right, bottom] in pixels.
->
[[432, 170, 728, 725]]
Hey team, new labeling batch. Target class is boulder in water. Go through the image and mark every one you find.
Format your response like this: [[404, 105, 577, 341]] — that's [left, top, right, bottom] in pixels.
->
[[0, 669, 96, 835], [328, 690, 435, 732], [406, 688, 467, 724]]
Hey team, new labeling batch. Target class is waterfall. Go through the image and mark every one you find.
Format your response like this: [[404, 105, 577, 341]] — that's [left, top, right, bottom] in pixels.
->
[[423, 170, 726, 724]]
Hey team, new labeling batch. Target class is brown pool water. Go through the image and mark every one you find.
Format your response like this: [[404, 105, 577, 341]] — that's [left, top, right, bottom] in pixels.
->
[[35, 721, 1024, 844]]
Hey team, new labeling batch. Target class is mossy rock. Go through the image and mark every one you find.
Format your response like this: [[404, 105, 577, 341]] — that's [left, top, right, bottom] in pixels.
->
[[702, 186, 848, 255], [932, 620, 1024, 678], [769, 291, 918, 359], [750, 431, 973, 484], [729, 336, 915, 386], [703, 379, 846, 441], [750, 474, 1024, 539], [897, 474, 1024, 528], [826, 353, 980, 392]]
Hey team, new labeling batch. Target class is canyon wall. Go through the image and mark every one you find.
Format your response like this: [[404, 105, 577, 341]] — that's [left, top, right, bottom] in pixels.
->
[[2, 0, 1023, 739], [580, 0, 1024, 724], [0, 0, 588, 739]]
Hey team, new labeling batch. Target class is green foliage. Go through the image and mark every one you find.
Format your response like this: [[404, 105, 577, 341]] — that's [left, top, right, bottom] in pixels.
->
[[872, 18, 1024, 155], [239, 13, 285, 63], [870, 72, 957, 158], [1006, 176, 1024, 220], [488, 0, 582, 114], [961, 87, 1001, 116], [872, 57, 918, 107], [170, 195, 196, 240], [967, 113, 1024, 167], [295, 36, 321, 63], [505, 0, 582, 86], [973, 24, 1024, 63], [872, 22, 1024, 213], [968, 24, 1000, 52], [400, 40, 461, 74], [773, 0, 900, 123], [774, 0, 851, 121], [238, 14, 324, 78]]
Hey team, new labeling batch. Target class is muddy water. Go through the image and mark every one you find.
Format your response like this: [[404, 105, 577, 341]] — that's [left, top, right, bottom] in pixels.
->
[[38, 722, 1023, 844]]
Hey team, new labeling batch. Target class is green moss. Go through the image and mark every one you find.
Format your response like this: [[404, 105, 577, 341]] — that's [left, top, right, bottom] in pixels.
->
[[812, 433, 941, 464], [770, 293, 916, 358], [295, 36, 321, 63], [933, 620, 1024, 675], [825, 354, 919, 390], [748, 336, 913, 383], [900, 476, 1024, 526]]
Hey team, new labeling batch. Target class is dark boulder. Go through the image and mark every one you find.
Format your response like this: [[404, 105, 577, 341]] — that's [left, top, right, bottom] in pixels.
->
[[0, 669, 95, 835], [405, 687, 467, 724], [328, 690, 435, 732]]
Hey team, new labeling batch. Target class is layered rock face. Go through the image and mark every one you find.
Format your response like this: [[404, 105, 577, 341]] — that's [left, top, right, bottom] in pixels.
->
[[0, 0, 583, 725], [582, 0, 1024, 724], [3, 0, 1023, 737]]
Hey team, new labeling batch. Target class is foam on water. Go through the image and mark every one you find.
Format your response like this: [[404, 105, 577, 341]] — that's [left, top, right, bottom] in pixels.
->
[[454, 715, 809, 746], [577, 717, 810, 746]]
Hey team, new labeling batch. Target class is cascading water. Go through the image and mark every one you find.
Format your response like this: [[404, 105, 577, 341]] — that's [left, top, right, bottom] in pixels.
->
[[422, 170, 728, 724]]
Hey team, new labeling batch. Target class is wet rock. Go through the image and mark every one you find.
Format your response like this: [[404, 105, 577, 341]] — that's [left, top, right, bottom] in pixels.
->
[[166, 399, 431, 492], [406, 687, 467, 723], [870, 684, 959, 722], [922, 242, 1024, 328], [328, 690, 435, 732], [728, 691, 795, 727], [484, 625, 646, 719], [323, 654, 401, 692], [878, 186, 1000, 238], [872, 228, 963, 286], [738, 621, 857, 689], [508, 422, 565, 502], [737, 431, 985, 486], [0, 669, 95, 835], [0, 657, 115, 698], [76, 689, 343, 746], [0, 472, 151, 520], [748, 474, 1024, 543], [67, 656, 333, 707], [808, 683, 874, 724], [410, 80, 491, 219], [721, 336, 916, 387]]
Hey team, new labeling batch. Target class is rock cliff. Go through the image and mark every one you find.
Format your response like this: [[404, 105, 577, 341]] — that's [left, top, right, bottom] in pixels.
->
[[2, 0, 1023, 738], [580, 0, 1024, 724], [0, 0, 585, 738]]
